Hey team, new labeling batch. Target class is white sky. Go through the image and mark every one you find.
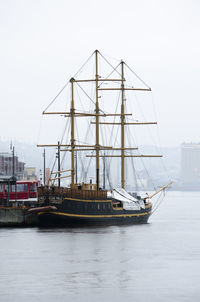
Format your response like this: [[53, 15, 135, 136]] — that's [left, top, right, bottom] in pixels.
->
[[0, 0, 200, 147]]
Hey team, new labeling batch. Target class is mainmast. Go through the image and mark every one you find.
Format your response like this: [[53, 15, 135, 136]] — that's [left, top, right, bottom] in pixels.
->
[[121, 61, 125, 189], [95, 50, 100, 190], [70, 78, 75, 187]]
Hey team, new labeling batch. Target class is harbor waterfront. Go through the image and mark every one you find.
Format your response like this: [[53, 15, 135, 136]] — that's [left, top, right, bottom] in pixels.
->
[[0, 191, 200, 302], [0, 207, 37, 226]]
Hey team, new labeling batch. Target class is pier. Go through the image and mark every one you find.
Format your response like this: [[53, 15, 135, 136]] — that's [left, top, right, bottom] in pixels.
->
[[0, 207, 38, 227]]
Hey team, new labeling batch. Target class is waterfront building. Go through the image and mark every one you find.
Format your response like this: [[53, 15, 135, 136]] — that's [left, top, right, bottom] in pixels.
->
[[0, 152, 25, 180], [24, 167, 37, 181]]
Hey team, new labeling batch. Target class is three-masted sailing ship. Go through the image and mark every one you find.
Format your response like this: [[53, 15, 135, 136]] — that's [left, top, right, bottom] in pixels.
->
[[36, 50, 171, 226]]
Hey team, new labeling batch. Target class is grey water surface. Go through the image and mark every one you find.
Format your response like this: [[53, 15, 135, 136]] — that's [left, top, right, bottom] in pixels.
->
[[0, 191, 200, 302]]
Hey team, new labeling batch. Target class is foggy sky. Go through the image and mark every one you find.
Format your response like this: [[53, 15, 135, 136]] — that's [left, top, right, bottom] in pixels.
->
[[0, 0, 200, 147]]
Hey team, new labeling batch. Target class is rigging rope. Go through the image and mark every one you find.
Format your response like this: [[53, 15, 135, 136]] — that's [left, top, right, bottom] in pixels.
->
[[126, 123, 140, 191], [150, 92, 171, 181], [75, 83, 95, 182], [43, 81, 70, 113], [99, 52, 122, 78], [43, 51, 95, 113], [76, 82, 106, 115], [126, 122, 157, 191], [98, 62, 121, 88], [124, 62, 151, 90], [130, 89, 171, 184], [150, 188, 169, 215], [105, 91, 121, 189], [49, 118, 70, 185]]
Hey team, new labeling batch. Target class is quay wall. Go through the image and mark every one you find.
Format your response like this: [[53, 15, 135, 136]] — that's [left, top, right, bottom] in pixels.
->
[[0, 208, 38, 226]]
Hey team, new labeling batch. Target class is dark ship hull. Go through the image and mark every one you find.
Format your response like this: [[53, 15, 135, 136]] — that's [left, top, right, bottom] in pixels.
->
[[37, 188, 152, 226]]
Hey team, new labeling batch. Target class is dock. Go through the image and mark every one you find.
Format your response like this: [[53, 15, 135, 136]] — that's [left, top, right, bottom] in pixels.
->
[[0, 207, 38, 227]]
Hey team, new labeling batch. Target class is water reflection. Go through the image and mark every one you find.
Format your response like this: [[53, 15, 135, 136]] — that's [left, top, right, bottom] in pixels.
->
[[1, 192, 200, 301]]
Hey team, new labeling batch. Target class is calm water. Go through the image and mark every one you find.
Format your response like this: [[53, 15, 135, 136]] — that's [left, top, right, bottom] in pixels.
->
[[0, 191, 200, 302]]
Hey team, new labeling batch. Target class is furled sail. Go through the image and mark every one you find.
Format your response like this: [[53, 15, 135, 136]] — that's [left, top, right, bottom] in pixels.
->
[[108, 188, 146, 210]]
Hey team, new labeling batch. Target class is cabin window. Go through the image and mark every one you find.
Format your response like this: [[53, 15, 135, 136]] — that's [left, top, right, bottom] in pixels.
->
[[17, 184, 28, 192], [30, 183, 37, 192], [0, 185, 3, 192], [11, 185, 16, 192], [4, 185, 9, 192]]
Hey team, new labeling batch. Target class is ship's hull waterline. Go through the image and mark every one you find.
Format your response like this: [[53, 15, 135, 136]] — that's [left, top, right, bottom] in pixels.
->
[[37, 197, 152, 226]]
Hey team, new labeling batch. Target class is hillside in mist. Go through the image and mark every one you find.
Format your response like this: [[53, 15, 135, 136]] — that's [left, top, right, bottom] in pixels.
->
[[0, 139, 180, 188]]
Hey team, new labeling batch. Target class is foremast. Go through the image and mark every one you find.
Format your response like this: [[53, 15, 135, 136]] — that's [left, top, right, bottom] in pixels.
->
[[121, 61, 125, 188], [95, 50, 100, 190]]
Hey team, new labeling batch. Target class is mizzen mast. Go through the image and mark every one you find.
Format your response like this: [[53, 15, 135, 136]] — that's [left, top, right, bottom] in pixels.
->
[[95, 50, 100, 190], [121, 61, 125, 189]]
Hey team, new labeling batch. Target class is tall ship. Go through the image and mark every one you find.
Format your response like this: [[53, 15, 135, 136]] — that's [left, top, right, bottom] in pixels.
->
[[36, 50, 171, 226]]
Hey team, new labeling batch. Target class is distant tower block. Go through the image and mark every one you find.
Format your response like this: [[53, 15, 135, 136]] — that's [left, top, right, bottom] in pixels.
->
[[181, 143, 200, 189]]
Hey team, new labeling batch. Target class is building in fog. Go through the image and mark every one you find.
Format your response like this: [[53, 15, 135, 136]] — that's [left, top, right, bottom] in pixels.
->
[[45, 168, 50, 185], [0, 152, 25, 180], [181, 143, 200, 189], [24, 167, 37, 181]]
